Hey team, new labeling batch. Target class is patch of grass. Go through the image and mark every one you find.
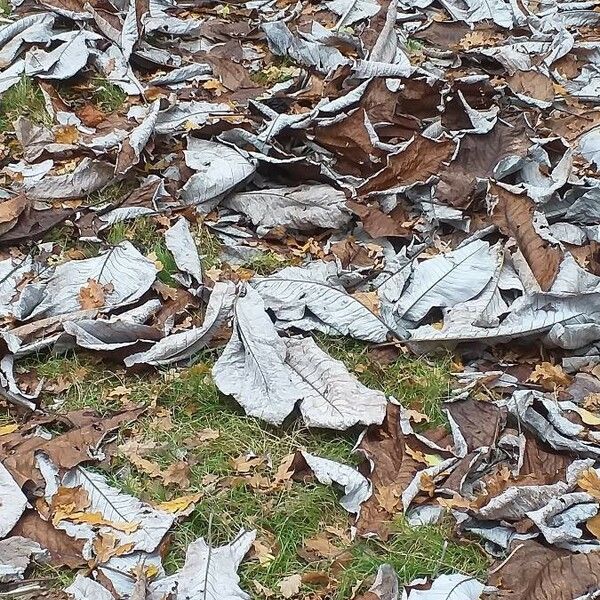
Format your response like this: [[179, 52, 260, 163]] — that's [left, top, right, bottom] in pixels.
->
[[0, 76, 49, 132], [19, 343, 474, 598], [91, 77, 127, 113], [89, 181, 136, 208], [318, 336, 453, 427], [0, 0, 11, 15], [198, 224, 222, 269], [405, 38, 425, 54], [243, 251, 292, 276]]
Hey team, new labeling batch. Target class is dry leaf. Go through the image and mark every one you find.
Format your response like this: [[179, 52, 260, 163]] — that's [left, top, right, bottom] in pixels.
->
[[529, 362, 572, 390], [578, 468, 600, 500], [279, 574, 302, 598]]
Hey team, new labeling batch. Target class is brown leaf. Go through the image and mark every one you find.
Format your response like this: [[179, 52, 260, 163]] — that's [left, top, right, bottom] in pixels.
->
[[488, 183, 562, 290], [356, 404, 423, 538], [487, 540, 600, 599], [161, 461, 190, 488], [0, 193, 29, 232], [528, 362, 572, 391], [587, 513, 600, 538], [78, 278, 110, 309], [445, 398, 505, 452], [436, 123, 530, 209], [347, 200, 411, 238], [279, 574, 302, 599], [578, 468, 600, 500], [10, 511, 86, 568], [76, 105, 106, 127], [358, 136, 454, 195], [507, 71, 555, 103], [0, 408, 144, 492]]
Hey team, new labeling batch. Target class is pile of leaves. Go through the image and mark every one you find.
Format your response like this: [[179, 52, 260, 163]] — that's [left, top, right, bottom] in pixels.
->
[[1, 0, 600, 596]]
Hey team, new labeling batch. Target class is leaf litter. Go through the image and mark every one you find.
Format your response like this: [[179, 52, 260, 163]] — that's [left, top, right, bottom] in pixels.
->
[[0, 0, 599, 596]]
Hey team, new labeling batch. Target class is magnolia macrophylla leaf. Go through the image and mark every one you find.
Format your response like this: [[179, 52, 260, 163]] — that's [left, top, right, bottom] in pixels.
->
[[212, 286, 302, 425], [164, 216, 203, 286], [58, 467, 175, 559], [0, 536, 48, 583], [0, 463, 28, 537], [406, 573, 485, 600], [181, 138, 256, 210], [223, 184, 351, 236], [17, 241, 157, 320], [148, 530, 256, 600], [65, 575, 113, 600], [253, 262, 391, 342], [396, 240, 498, 323], [359, 564, 398, 599], [301, 451, 372, 514], [325, 0, 380, 25], [284, 336, 387, 429], [213, 287, 387, 428], [125, 281, 236, 366]]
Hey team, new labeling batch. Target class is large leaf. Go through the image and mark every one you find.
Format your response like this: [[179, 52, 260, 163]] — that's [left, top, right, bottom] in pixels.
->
[[410, 292, 600, 348], [325, 0, 380, 25], [285, 336, 387, 429], [18, 241, 157, 320], [125, 282, 236, 367], [212, 286, 302, 425], [164, 216, 203, 286], [224, 184, 351, 236], [181, 138, 255, 210], [0, 462, 27, 537], [60, 467, 175, 556], [395, 240, 498, 322], [488, 183, 562, 291], [65, 575, 113, 600], [253, 262, 391, 342], [148, 531, 256, 600], [25, 158, 114, 199], [436, 123, 530, 208], [359, 136, 454, 195]]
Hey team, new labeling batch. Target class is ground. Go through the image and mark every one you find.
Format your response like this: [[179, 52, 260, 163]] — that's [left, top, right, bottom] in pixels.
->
[[0, 77, 489, 598]]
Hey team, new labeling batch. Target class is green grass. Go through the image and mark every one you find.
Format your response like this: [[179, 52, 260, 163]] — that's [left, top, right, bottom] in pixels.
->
[[91, 77, 127, 112], [197, 224, 222, 270], [0, 76, 49, 132], [0, 0, 11, 15], [242, 251, 293, 276], [17, 339, 477, 597]]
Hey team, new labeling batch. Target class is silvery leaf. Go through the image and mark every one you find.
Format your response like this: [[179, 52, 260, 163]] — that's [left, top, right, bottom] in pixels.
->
[[363, 564, 398, 600], [149, 63, 212, 86], [181, 138, 256, 209], [25, 30, 98, 79], [527, 492, 598, 544], [164, 217, 203, 285], [0, 13, 54, 67], [579, 127, 600, 170], [0, 537, 48, 583], [396, 240, 497, 322], [410, 292, 600, 347], [154, 100, 231, 133], [0, 463, 27, 537], [325, 0, 381, 25], [284, 336, 387, 429], [20, 241, 157, 320], [120, 0, 138, 62], [224, 184, 351, 236], [148, 531, 256, 600], [125, 281, 236, 366], [62, 319, 161, 351], [301, 451, 371, 514], [212, 286, 302, 425], [25, 158, 114, 199], [65, 576, 113, 600], [407, 574, 485, 600], [60, 467, 175, 554], [0, 59, 25, 93], [0, 255, 32, 318], [253, 262, 390, 342]]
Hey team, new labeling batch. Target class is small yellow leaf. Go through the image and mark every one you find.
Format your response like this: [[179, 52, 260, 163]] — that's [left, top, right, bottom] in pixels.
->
[[158, 492, 202, 515], [0, 423, 18, 435], [587, 513, 600, 539], [578, 468, 600, 500], [570, 405, 600, 426]]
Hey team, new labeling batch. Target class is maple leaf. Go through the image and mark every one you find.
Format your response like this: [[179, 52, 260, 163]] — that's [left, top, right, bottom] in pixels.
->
[[78, 278, 112, 309]]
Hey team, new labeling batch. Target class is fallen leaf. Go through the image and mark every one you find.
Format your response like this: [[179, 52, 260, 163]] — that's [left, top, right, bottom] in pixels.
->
[[279, 574, 302, 598]]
